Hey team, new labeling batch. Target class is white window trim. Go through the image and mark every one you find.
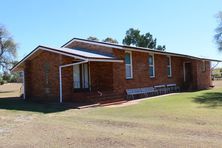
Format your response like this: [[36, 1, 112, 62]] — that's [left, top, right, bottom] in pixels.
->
[[73, 63, 89, 89], [125, 51, 133, 79], [202, 60, 206, 72], [149, 54, 155, 78], [167, 56, 172, 77]]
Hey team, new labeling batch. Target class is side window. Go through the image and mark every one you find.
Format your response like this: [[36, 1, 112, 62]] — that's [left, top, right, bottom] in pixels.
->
[[73, 64, 81, 89], [148, 54, 155, 77], [167, 56, 172, 77], [43, 63, 50, 85], [125, 51, 133, 79], [202, 61, 206, 72], [73, 63, 89, 89]]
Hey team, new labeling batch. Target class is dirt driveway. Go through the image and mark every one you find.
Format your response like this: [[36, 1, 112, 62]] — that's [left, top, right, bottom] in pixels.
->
[[213, 80, 222, 88]]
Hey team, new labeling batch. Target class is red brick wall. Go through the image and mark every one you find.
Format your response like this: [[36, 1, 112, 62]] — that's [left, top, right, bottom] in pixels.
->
[[90, 62, 113, 91], [112, 49, 212, 94], [196, 60, 211, 89], [24, 43, 212, 102], [112, 50, 187, 95], [24, 50, 74, 102], [24, 49, 115, 102]]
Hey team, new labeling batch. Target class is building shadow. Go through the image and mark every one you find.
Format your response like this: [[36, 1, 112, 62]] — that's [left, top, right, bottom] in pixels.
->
[[0, 97, 81, 113], [193, 92, 222, 108]]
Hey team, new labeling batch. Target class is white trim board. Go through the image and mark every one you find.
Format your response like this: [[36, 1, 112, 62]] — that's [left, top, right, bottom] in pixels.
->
[[22, 71, 25, 99], [149, 54, 155, 78], [125, 51, 133, 79], [167, 56, 172, 77]]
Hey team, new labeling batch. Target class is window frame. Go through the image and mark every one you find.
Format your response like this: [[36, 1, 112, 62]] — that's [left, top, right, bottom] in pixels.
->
[[202, 60, 206, 72], [73, 63, 89, 90], [73, 64, 81, 89], [125, 51, 133, 79], [167, 56, 172, 77], [148, 54, 155, 78]]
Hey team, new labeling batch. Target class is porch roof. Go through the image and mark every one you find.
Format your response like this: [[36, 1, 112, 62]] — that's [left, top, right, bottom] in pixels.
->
[[53, 47, 115, 59], [11, 45, 123, 72]]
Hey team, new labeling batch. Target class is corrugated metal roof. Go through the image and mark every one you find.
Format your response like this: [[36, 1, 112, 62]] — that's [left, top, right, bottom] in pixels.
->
[[62, 38, 222, 62], [11, 45, 123, 72], [54, 47, 115, 59]]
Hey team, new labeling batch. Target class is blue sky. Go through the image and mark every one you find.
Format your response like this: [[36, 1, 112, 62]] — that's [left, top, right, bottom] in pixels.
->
[[0, 0, 222, 66]]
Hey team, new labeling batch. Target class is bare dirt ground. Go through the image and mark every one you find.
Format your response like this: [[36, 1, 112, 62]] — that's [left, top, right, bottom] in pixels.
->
[[0, 83, 222, 147], [212, 80, 222, 88]]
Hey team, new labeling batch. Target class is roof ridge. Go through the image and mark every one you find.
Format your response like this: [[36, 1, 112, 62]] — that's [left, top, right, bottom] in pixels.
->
[[61, 37, 221, 62]]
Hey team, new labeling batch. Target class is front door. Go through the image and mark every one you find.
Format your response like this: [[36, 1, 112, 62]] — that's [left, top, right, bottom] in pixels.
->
[[184, 62, 193, 89]]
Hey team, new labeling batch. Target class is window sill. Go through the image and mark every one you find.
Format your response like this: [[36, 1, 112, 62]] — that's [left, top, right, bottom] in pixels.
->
[[73, 88, 90, 92], [126, 77, 133, 80], [150, 76, 155, 79]]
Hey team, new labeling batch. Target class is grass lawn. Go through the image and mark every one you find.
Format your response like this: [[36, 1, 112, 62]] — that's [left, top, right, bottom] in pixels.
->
[[0, 83, 222, 147]]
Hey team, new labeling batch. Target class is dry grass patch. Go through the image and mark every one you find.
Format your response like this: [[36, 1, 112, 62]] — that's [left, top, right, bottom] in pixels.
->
[[0, 83, 222, 147]]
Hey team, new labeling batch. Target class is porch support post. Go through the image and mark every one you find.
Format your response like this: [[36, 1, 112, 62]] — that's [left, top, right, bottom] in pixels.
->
[[22, 70, 26, 100], [59, 67, 62, 103], [59, 60, 88, 103]]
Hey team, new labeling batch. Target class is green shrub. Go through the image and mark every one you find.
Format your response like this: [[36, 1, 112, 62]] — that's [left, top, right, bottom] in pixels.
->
[[0, 80, 4, 85]]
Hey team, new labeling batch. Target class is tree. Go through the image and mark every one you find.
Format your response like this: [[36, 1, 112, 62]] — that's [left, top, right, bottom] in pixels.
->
[[0, 25, 17, 71], [138, 33, 156, 48], [87, 36, 99, 41], [103, 37, 118, 44], [156, 45, 166, 51], [122, 28, 166, 51], [122, 28, 141, 46], [214, 11, 222, 51]]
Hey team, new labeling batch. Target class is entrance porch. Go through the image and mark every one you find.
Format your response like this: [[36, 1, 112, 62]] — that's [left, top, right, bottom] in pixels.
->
[[60, 61, 123, 103]]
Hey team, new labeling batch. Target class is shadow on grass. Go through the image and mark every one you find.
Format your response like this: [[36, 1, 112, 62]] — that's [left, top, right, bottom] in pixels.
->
[[193, 92, 222, 108], [0, 97, 80, 113]]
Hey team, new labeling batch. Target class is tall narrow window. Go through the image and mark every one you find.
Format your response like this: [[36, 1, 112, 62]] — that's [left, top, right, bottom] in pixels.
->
[[202, 61, 206, 72], [73, 63, 89, 89], [148, 54, 155, 77], [73, 64, 81, 89], [125, 51, 133, 79], [43, 63, 50, 85], [167, 56, 172, 77], [82, 63, 89, 88]]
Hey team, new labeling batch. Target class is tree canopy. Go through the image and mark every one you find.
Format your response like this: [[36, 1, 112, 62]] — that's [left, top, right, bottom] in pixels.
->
[[87, 36, 118, 44], [122, 28, 166, 51], [103, 37, 118, 44], [214, 11, 222, 51], [87, 28, 166, 51], [87, 36, 99, 41], [0, 26, 17, 71]]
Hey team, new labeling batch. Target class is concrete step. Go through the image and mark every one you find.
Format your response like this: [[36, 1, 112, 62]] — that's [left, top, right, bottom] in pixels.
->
[[100, 100, 127, 106]]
